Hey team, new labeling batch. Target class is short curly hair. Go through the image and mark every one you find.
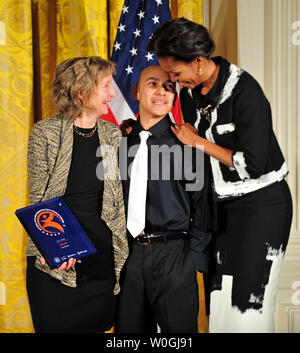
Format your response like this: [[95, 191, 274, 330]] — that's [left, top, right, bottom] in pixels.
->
[[147, 17, 215, 63], [51, 56, 116, 119]]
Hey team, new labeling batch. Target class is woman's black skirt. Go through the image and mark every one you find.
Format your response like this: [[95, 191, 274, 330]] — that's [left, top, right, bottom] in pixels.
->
[[26, 256, 116, 333]]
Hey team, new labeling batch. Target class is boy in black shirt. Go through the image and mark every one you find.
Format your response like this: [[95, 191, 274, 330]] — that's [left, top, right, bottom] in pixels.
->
[[116, 65, 210, 333]]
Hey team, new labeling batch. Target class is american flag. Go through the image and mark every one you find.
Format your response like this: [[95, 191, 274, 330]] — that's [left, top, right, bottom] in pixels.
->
[[101, 0, 181, 126]]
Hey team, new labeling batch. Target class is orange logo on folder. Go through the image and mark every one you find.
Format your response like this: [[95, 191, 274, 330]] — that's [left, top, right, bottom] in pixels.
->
[[35, 209, 65, 235]]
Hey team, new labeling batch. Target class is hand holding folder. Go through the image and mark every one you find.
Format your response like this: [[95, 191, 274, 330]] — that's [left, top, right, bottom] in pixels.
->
[[15, 197, 97, 269], [39, 256, 81, 270]]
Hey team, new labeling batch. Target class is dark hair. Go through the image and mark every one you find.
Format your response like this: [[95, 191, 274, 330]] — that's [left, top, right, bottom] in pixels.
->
[[146, 17, 215, 63]]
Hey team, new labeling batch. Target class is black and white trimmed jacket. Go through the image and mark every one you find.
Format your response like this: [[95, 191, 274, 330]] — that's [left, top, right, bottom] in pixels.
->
[[180, 57, 288, 200]]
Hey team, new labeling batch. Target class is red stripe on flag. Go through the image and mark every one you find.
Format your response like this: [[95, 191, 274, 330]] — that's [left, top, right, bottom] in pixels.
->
[[171, 96, 182, 125], [99, 107, 119, 126]]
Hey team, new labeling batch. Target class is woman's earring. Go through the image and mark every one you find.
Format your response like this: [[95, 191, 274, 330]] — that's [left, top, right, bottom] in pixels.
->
[[199, 67, 203, 75]]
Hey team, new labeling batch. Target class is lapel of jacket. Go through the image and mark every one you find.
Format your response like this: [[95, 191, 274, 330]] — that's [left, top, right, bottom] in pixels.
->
[[44, 116, 73, 200], [96, 119, 120, 227]]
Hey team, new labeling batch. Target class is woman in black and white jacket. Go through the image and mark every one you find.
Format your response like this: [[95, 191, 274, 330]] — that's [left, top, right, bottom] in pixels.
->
[[147, 17, 293, 333]]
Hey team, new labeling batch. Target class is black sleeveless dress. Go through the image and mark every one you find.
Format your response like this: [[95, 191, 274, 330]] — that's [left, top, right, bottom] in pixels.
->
[[26, 126, 116, 333]]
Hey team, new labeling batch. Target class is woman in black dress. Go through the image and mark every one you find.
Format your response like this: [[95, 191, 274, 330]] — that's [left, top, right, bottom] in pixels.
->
[[26, 57, 128, 332], [147, 18, 293, 332]]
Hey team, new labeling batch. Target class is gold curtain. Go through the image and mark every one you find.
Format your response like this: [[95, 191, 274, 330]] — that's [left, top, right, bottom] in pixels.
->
[[0, 0, 34, 333], [0, 0, 204, 333]]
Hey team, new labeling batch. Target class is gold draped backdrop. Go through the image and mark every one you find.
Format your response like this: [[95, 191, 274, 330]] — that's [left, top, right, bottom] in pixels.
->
[[0, 0, 205, 333]]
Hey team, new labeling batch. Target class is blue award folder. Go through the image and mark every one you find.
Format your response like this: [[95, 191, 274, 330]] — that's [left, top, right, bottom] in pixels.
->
[[15, 197, 97, 269]]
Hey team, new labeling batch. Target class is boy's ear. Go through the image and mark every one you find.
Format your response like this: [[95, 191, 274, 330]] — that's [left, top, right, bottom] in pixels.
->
[[132, 85, 138, 100]]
